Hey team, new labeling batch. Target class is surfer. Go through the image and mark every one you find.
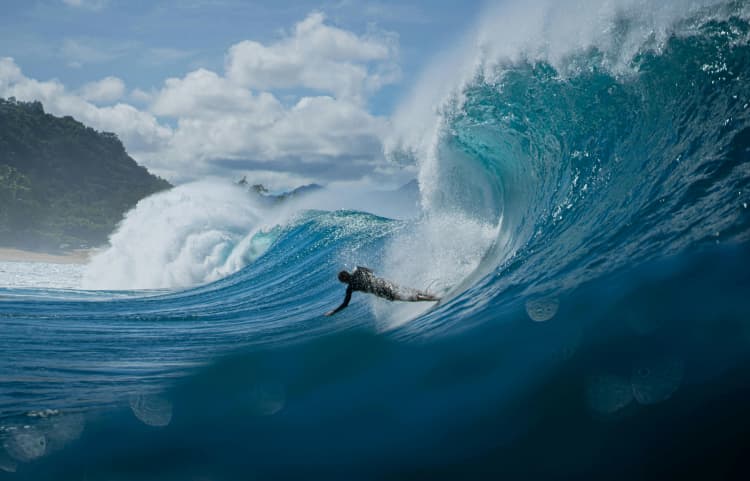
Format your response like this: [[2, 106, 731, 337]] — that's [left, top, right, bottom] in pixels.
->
[[325, 266, 440, 316]]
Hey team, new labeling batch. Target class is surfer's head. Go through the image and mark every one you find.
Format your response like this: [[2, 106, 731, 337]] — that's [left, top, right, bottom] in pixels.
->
[[338, 270, 351, 283]]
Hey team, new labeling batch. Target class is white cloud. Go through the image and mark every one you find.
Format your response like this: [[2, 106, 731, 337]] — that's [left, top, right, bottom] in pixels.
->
[[0, 12, 403, 186], [262, 95, 386, 158], [144, 92, 387, 174], [0, 57, 171, 154], [79, 76, 125, 103], [0, 57, 23, 87], [226, 12, 399, 101], [129, 88, 154, 104], [141, 12, 398, 180], [143, 69, 388, 180], [151, 68, 282, 120]]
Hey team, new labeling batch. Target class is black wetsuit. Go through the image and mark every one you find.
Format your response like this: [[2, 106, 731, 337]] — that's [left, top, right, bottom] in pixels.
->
[[326, 267, 439, 316], [349, 267, 399, 300]]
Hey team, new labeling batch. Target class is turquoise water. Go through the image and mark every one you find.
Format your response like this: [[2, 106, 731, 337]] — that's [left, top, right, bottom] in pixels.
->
[[2, 2, 750, 479]]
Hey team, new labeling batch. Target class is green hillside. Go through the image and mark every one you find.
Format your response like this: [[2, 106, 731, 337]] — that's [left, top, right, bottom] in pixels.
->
[[0, 98, 171, 251]]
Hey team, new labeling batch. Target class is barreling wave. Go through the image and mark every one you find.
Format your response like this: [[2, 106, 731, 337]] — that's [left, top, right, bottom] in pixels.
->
[[385, 0, 750, 332], [79, 2, 750, 312]]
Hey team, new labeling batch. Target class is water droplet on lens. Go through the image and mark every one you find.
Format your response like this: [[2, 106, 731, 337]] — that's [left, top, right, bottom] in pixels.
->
[[2, 427, 46, 462], [0, 448, 18, 472], [38, 412, 85, 452], [586, 375, 633, 414], [525, 297, 560, 322], [248, 384, 285, 416], [130, 394, 173, 427], [631, 357, 684, 405]]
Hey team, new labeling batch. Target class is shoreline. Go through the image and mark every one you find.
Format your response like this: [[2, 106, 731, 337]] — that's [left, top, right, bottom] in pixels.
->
[[0, 247, 96, 265]]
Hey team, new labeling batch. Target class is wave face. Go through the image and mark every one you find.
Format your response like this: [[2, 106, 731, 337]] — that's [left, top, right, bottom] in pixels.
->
[[411, 1, 750, 331], [2, 2, 750, 479]]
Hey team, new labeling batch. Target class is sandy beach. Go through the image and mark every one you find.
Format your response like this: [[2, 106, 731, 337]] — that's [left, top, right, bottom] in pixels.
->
[[0, 247, 95, 264]]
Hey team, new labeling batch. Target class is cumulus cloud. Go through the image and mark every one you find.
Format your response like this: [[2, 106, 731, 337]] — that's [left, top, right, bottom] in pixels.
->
[[129, 88, 154, 104], [142, 71, 388, 181], [1, 12, 404, 188], [139, 94, 388, 183], [226, 12, 400, 101], [150, 68, 282, 120], [0, 57, 23, 86], [79, 76, 125, 103], [0, 57, 171, 154], [140, 12, 398, 181]]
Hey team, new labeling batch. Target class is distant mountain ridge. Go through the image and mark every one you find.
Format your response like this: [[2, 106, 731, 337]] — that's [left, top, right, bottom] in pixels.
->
[[0, 98, 171, 251], [237, 176, 323, 204]]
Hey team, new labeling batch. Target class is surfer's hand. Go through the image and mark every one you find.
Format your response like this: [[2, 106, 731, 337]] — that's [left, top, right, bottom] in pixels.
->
[[324, 310, 335, 317]]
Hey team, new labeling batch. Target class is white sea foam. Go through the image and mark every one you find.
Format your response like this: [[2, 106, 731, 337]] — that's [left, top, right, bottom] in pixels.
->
[[0, 261, 84, 289], [82, 178, 421, 290], [375, 212, 499, 330], [82, 180, 267, 290], [130, 394, 173, 427]]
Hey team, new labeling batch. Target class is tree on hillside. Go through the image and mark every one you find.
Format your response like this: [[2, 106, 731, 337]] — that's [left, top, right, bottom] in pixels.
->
[[0, 98, 171, 251]]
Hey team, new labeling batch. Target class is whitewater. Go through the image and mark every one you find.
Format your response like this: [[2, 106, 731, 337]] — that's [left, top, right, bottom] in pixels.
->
[[2, 0, 750, 479]]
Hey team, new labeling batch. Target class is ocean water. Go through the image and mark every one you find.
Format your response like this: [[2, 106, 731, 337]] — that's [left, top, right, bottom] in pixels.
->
[[0, 262, 83, 290], [2, 1, 750, 479]]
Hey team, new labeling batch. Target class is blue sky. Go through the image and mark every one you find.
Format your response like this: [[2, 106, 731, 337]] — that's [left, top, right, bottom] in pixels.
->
[[2, 0, 481, 113], [0, 0, 483, 188]]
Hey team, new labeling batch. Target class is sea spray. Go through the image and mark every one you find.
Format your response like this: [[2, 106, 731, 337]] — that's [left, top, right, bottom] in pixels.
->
[[375, 212, 499, 330], [82, 180, 269, 290], [82, 179, 421, 290], [385, 0, 750, 326]]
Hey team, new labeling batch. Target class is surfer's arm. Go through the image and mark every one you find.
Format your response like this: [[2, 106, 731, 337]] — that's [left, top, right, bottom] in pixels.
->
[[325, 286, 353, 316]]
